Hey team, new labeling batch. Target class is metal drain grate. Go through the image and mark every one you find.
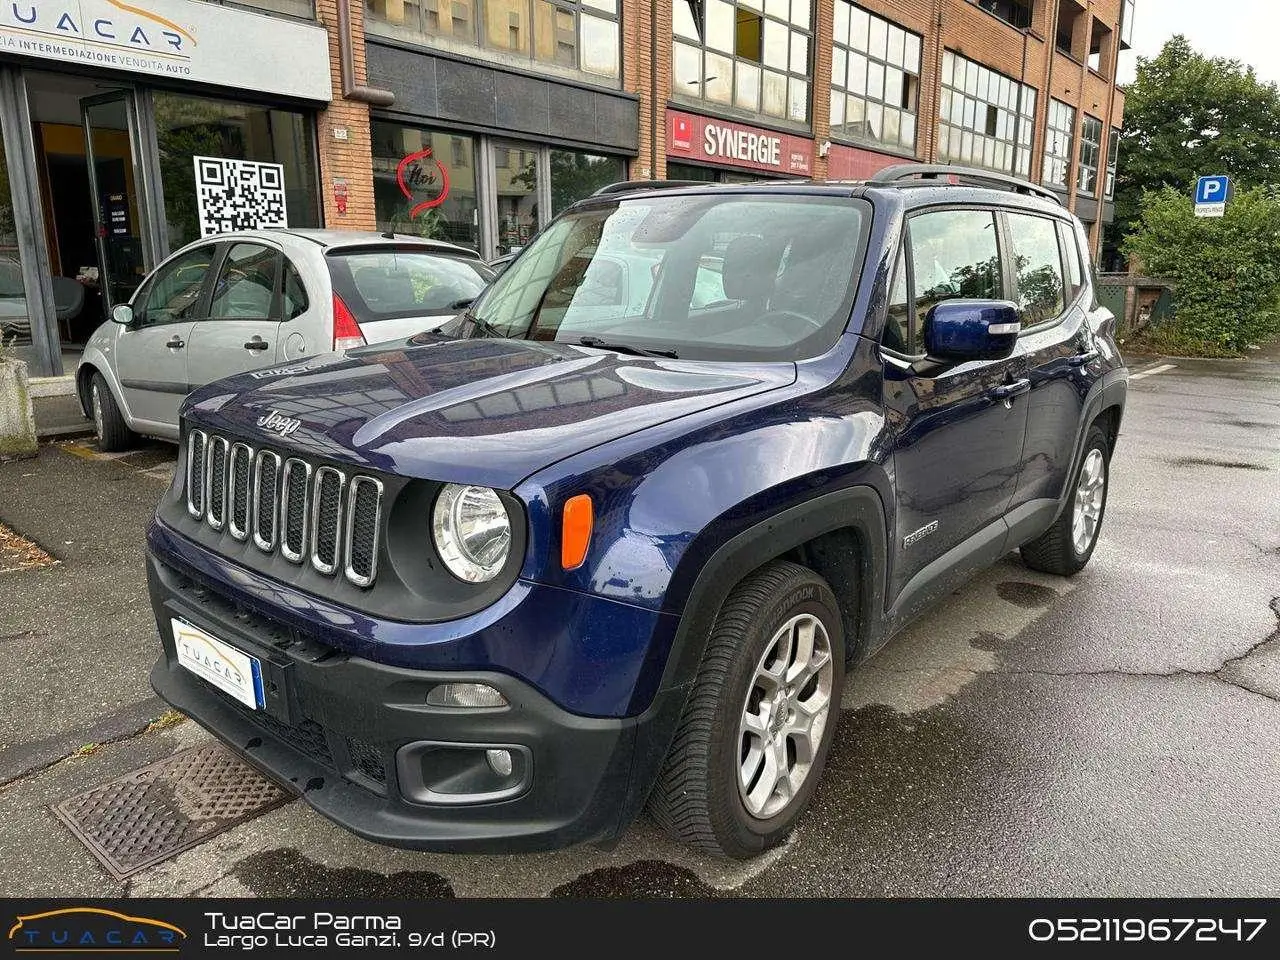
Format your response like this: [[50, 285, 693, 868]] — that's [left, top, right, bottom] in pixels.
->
[[52, 743, 291, 879]]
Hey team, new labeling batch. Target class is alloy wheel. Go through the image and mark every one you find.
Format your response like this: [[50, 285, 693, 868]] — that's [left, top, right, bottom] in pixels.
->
[[737, 613, 835, 819], [1072, 448, 1106, 554]]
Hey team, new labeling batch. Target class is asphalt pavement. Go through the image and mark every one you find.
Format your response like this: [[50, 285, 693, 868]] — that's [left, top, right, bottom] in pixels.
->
[[0, 353, 1276, 897]]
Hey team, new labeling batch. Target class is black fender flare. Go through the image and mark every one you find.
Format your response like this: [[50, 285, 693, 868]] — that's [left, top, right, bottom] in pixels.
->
[[1052, 370, 1128, 522], [612, 484, 888, 836]]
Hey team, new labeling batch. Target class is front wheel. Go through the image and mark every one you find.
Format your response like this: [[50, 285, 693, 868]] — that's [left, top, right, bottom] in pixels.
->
[[1021, 424, 1110, 576], [648, 560, 846, 859], [90, 372, 135, 453]]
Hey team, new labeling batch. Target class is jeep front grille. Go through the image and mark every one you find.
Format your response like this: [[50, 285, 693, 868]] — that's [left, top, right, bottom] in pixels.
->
[[185, 429, 384, 588]]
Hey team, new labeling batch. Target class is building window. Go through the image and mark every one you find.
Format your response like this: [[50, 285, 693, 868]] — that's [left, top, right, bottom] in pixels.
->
[[365, 0, 620, 82], [152, 93, 321, 251], [972, 0, 1033, 30], [1056, 0, 1084, 58], [1077, 114, 1102, 196], [938, 50, 1036, 178], [830, 2, 922, 152], [1088, 17, 1113, 77], [1120, 0, 1135, 48], [371, 120, 480, 250], [549, 149, 626, 216], [202, 0, 316, 19], [1104, 126, 1120, 199], [1042, 98, 1075, 189], [673, 0, 813, 123]]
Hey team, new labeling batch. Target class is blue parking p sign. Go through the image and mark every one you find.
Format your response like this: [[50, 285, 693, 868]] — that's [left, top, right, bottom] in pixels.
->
[[1194, 175, 1230, 216]]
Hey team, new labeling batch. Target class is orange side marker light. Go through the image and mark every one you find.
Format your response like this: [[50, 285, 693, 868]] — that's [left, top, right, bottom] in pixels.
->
[[562, 494, 594, 570]]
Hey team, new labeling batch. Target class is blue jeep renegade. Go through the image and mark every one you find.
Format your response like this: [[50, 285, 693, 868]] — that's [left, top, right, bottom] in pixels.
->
[[147, 165, 1128, 859]]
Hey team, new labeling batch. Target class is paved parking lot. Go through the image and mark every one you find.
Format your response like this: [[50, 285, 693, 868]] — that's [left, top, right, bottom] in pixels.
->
[[1, 353, 1277, 897]]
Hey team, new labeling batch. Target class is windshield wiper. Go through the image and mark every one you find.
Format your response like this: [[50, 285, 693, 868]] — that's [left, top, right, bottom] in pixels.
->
[[460, 310, 507, 340], [577, 336, 678, 359]]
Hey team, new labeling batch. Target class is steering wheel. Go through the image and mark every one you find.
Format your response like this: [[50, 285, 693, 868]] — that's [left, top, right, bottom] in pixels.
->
[[757, 309, 824, 334]]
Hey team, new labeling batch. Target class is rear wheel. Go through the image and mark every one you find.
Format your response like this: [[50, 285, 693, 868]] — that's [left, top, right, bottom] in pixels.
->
[[648, 560, 845, 859], [1021, 424, 1109, 576], [90, 372, 135, 453]]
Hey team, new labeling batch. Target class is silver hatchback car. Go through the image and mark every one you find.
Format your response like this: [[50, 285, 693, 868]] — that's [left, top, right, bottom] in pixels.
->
[[76, 229, 492, 451]]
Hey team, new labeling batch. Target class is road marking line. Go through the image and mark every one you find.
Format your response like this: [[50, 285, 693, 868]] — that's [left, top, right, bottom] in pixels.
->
[[1131, 363, 1177, 380]]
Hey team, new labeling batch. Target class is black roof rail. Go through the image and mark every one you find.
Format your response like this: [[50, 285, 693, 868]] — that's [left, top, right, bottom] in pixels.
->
[[869, 164, 1062, 205], [591, 179, 714, 196]]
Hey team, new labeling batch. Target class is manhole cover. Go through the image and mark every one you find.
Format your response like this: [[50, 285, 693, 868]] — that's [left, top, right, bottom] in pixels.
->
[[52, 743, 291, 879]]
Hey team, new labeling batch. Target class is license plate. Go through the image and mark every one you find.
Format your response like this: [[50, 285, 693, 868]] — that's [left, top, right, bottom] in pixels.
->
[[172, 618, 264, 710]]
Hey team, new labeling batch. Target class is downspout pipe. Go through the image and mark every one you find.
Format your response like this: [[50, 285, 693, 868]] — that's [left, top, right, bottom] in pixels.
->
[[337, 0, 395, 107]]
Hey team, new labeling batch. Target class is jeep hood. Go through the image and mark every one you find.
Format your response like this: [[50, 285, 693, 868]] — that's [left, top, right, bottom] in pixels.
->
[[183, 336, 796, 489]]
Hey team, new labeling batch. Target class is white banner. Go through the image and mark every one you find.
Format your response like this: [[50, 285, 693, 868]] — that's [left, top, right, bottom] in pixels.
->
[[0, 0, 332, 101]]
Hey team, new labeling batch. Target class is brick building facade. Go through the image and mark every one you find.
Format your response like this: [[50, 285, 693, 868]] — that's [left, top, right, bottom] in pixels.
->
[[322, 0, 1130, 262], [0, 0, 1135, 376]]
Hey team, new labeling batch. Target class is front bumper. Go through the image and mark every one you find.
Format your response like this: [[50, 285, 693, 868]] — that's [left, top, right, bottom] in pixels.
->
[[147, 552, 671, 852]]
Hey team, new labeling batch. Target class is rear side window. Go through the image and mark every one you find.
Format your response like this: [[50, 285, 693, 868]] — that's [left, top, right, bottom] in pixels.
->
[[328, 249, 493, 321], [1058, 220, 1085, 303], [908, 209, 1003, 330], [1006, 213, 1065, 325], [282, 260, 309, 320], [210, 243, 281, 321]]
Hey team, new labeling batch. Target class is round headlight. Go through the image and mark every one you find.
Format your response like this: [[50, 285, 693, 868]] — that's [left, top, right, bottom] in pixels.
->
[[432, 484, 512, 583]]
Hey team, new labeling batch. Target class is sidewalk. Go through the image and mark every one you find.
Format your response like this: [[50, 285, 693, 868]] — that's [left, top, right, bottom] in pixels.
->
[[0, 442, 172, 786]]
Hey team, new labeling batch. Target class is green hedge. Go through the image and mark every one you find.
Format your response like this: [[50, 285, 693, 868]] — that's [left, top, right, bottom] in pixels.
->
[[1124, 185, 1280, 352]]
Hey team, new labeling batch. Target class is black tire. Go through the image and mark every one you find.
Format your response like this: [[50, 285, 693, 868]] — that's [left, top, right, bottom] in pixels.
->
[[648, 559, 846, 859], [90, 372, 135, 453], [1021, 424, 1110, 576]]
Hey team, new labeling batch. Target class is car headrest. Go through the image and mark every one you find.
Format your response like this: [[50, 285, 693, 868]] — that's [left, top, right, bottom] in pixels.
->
[[721, 236, 781, 302]]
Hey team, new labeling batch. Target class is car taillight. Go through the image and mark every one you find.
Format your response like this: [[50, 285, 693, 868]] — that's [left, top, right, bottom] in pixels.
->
[[332, 294, 366, 352]]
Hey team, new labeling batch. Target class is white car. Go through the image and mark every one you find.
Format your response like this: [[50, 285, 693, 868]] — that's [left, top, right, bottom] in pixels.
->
[[76, 229, 492, 450]]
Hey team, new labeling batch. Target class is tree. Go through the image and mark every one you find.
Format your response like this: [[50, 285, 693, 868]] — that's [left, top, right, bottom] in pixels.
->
[[1112, 35, 1280, 244], [1124, 185, 1280, 352]]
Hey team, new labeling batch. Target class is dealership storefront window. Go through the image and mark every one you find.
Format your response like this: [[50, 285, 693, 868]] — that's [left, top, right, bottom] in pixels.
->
[[154, 94, 321, 251], [372, 118, 624, 258], [0, 0, 330, 376], [0, 127, 29, 349]]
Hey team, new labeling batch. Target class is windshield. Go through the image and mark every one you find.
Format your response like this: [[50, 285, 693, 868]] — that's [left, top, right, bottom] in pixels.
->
[[328, 248, 494, 321], [462, 193, 870, 361]]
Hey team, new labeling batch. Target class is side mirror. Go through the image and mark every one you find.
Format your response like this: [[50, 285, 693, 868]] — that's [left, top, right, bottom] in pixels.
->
[[111, 304, 134, 325], [924, 299, 1020, 362]]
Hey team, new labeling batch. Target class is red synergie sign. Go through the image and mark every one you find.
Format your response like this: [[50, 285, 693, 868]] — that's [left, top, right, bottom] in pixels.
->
[[668, 110, 813, 176]]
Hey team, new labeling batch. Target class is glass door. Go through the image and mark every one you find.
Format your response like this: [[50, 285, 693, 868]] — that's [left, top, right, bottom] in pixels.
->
[[81, 92, 150, 314]]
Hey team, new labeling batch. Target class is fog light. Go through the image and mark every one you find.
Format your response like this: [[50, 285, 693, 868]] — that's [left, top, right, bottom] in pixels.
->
[[425, 682, 508, 709], [485, 748, 514, 777]]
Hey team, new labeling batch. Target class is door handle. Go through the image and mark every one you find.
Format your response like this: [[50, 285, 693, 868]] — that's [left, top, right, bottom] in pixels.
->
[[1068, 349, 1100, 366], [244, 337, 269, 351], [990, 378, 1031, 400], [165, 336, 184, 349]]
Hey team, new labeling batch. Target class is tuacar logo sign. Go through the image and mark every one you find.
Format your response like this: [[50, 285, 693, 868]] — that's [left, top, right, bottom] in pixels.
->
[[8, 907, 187, 951], [2, 0, 197, 52], [0, 0, 332, 100]]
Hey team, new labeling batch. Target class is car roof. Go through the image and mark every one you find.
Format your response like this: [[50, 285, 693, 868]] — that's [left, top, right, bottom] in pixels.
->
[[192, 228, 482, 256]]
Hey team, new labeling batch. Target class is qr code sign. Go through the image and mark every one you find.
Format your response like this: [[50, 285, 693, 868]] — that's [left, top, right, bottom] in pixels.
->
[[194, 156, 289, 237]]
